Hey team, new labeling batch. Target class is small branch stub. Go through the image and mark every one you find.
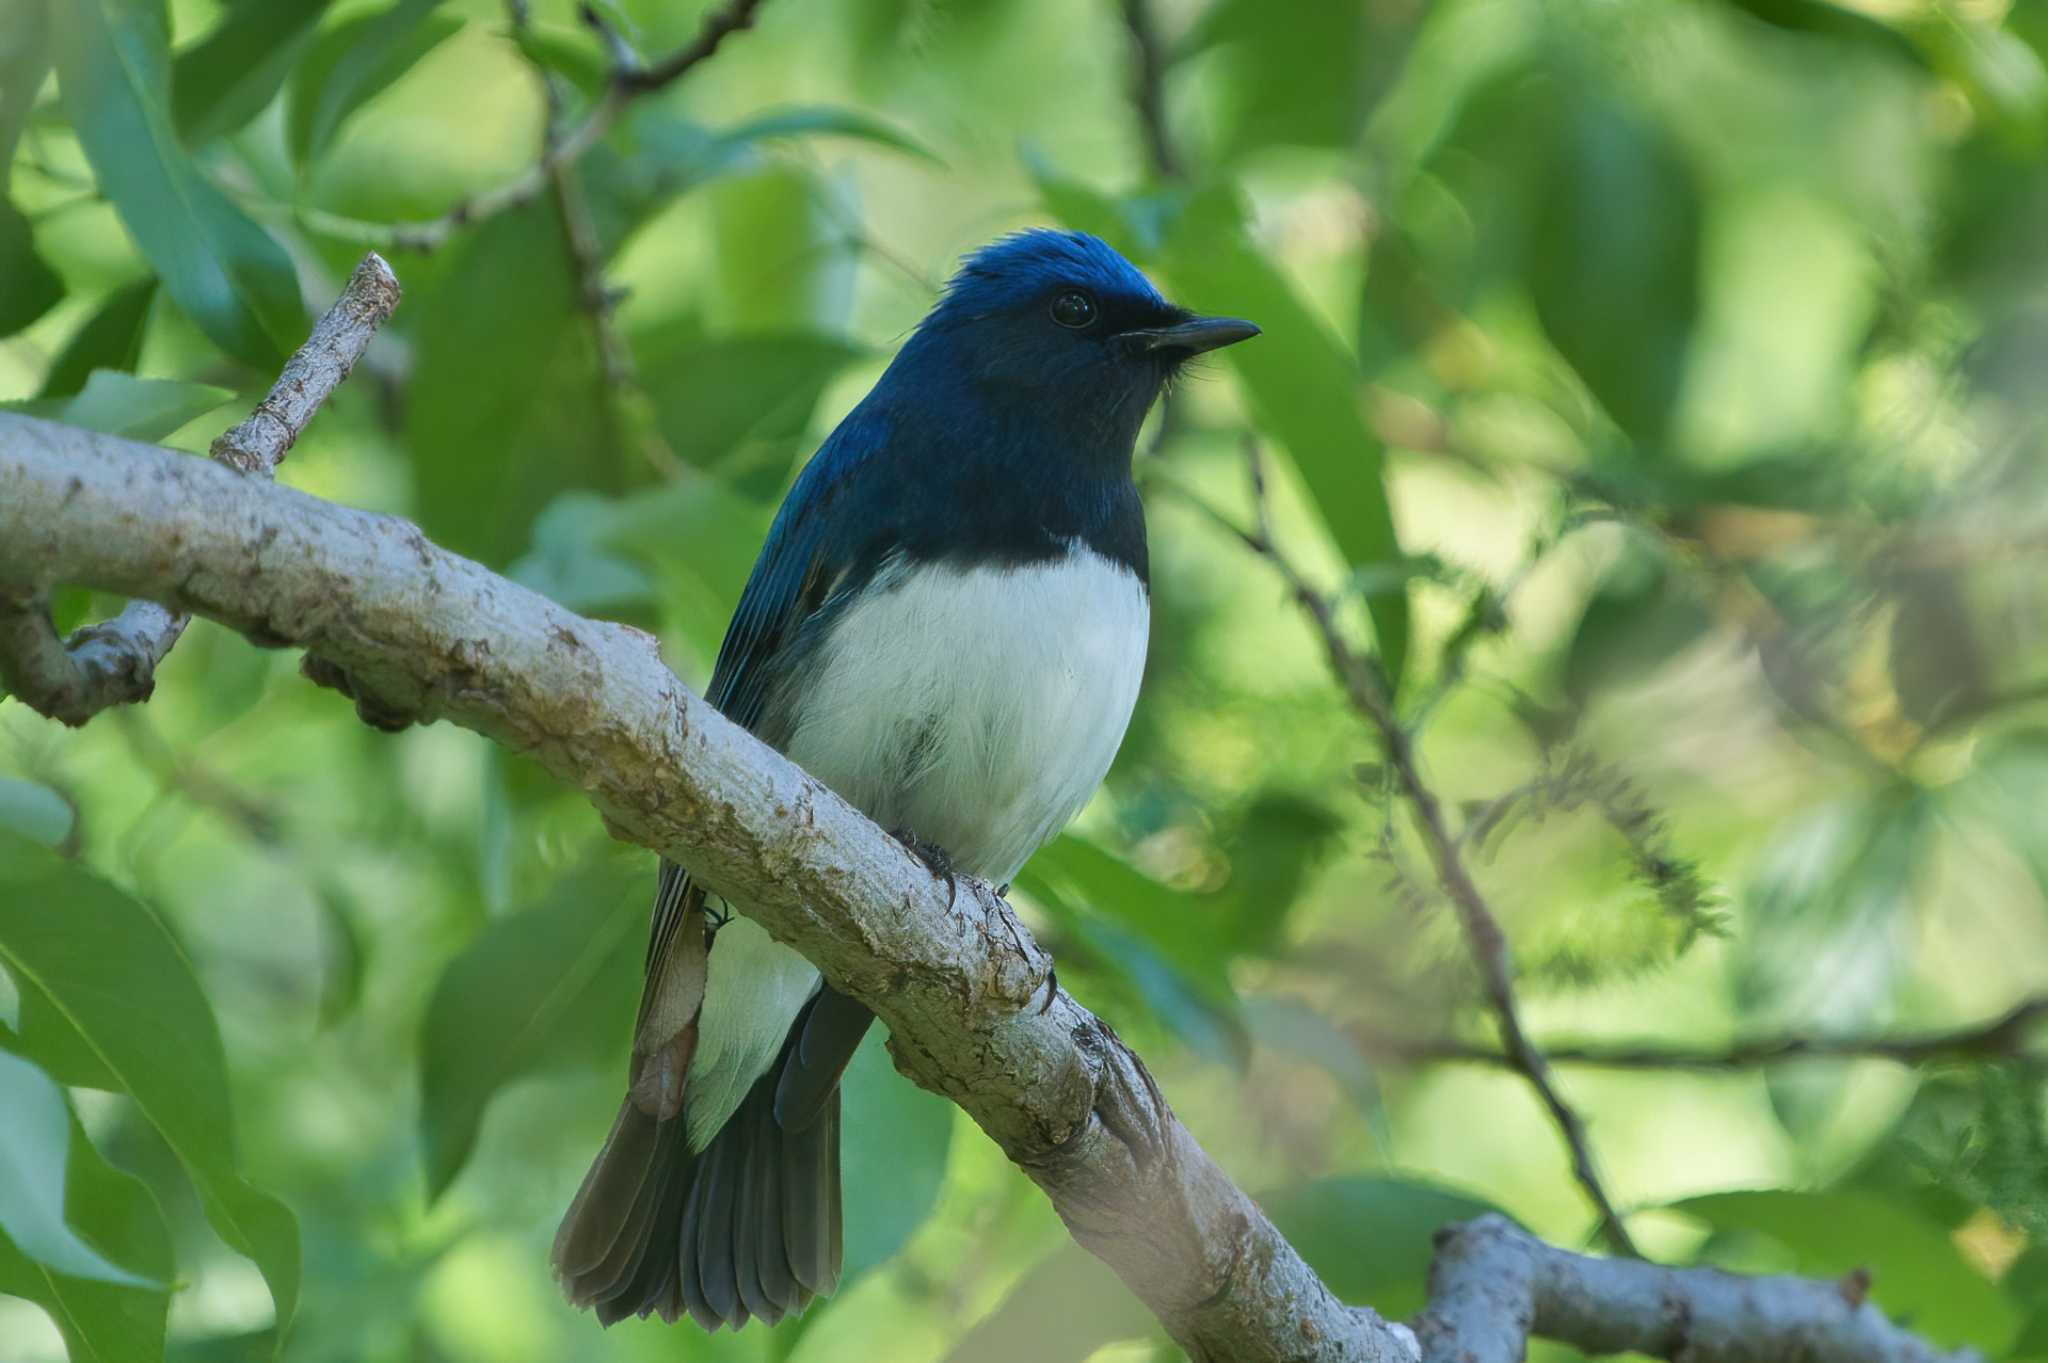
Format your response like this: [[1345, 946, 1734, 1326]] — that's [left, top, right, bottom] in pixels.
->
[[0, 253, 400, 726]]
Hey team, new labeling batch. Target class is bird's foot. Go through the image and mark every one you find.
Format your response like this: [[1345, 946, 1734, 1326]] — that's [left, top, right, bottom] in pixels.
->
[[889, 826, 958, 908]]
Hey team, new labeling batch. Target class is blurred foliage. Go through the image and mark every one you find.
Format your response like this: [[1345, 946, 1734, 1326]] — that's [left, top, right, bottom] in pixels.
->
[[2, 0, 2048, 1359]]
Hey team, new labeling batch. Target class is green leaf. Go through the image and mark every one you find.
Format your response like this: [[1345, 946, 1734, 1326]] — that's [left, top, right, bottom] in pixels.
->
[[50, 0, 303, 368], [633, 326, 867, 489], [941, 1242, 1153, 1363], [0, 1049, 155, 1286], [406, 199, 628, 565], [284, 0, 457, 171], [172, 0, 331, 145], [0, 1086, 174, 1363], [1529, 89, 1701, 450], [38, 280, 157, 398], [507, 21, 606, 98], [1187, 0, 1415, 159], [1263, 1176, 1499, 1319], [717, 105, 941, 166], [0, 778, 73, 850], [419, 857, 645, 1198], [838, 1027, 953, 1281], [0, 0, 49, 172], [1158, 182, 1410, 685], [1718, 0, 1927, 69], [0, 196, 61, 337], [4, 369, 234, 440], [1965, 730, 2048, 903], [1564, 529, 1713, 704], [0, 0, 59, 338], [0, 832, 301, 1344], [1671, 1189, 2023, 1351], [1017, 835, 1244, 1065]]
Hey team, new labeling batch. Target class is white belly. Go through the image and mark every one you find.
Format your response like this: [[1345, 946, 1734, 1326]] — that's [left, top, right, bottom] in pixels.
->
[[685, 545, 1150, 1146], [782, 546, 1151, 884]]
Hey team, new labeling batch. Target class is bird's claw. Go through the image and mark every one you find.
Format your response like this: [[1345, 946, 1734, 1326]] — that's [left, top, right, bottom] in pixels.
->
[[889, 826, 958, 908]]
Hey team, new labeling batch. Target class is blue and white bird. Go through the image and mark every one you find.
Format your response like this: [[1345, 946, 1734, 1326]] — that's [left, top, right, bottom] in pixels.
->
[[552, 230, 1258, 1329]]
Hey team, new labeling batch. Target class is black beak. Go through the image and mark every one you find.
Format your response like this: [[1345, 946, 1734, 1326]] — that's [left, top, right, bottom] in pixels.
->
[[1124, 315, 1261, 355]]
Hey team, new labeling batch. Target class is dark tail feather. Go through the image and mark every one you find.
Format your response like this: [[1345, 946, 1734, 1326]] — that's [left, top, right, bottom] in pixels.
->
[[553, 987, 874, 1330]]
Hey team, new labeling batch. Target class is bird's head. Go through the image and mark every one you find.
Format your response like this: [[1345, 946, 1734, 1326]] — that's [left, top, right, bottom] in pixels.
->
[[898, 230, 1258, 450]]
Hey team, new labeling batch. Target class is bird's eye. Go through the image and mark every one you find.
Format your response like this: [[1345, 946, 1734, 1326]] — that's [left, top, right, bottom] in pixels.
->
[[1049, 289, 1097, 329]]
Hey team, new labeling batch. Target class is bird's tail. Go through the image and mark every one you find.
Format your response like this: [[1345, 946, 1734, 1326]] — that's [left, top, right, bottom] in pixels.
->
[[551, 988, 871, 1329]]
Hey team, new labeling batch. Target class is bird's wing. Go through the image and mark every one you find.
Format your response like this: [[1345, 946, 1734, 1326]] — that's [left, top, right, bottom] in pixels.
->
[[634, 410, 893, 1076]]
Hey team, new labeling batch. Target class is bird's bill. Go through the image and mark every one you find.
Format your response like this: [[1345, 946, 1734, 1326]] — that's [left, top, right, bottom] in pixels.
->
[[1123, 316, 1262, 355]]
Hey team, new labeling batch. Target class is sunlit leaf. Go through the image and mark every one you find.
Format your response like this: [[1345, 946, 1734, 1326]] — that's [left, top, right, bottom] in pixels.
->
[[1672, 1188, 2023, 1351], [1188, 0, 1416, 159], [0, 1049, 154, 1285], [37, 280, 156, 398], [0, 832, 300, 1344], [419, 856, 644, 1198], [172, 0, 330, 144], [0, 1083, 174, 1363], [941, 1241, 1152, 1363], [50, 0, 303, 368], [1159, 181, 1410, 684], [4, 370, 234, 440], [284, 0, 458, 171]]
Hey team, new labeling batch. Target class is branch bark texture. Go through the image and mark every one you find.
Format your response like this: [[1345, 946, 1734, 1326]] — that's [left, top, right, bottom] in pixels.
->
[[0, 253, 398, 724], [0, 416, 1409, 1363], [0, 419, 1988, 1363]]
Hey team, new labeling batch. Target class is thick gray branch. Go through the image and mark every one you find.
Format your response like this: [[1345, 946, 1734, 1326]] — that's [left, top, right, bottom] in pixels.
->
[[1414, 1216, 1984, 1363], [0, 422, 1981, 1363], [0, 417, 1410, 1363], [0, 254, 399, 725]]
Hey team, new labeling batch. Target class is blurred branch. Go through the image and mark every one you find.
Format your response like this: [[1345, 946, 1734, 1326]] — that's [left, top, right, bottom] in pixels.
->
[[1363, 996, 2048, 1074], [1205, 439, 1642, 1258], [329, 0, 768, 254], [0, 414, 1989, 1363], [0, 253, 400, 726], [1117, 0, 1182, 181], [1414, 1214, 1982, 1363], [506, 0, 687, 481]]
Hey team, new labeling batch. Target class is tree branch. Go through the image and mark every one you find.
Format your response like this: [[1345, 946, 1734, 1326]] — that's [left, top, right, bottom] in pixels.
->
[[325, 0, 768, 254], [1225, 442, 1641, 1258], [0, 416, 1414, 1363], [0, 253, 399, 725], [1362, 995, 2048, 1073], [1414, 1215, 1983, 1363], [0, 413, 1992, 1363]]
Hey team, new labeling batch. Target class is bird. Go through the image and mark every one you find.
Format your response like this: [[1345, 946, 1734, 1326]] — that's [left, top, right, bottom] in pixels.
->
[[550, 228, 1258, 1330]]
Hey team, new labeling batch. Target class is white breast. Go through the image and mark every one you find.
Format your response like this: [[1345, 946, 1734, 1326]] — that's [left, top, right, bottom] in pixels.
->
[[684, 544, 1149, 1147], [783, 545, 1151, 884]]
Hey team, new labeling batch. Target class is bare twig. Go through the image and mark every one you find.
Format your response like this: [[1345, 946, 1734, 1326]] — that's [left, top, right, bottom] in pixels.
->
[[1227, 440, 1641, 1258], [0, 254, 400, 726], [333, 0, 769, 254], [1412, 1215, 1983, 1363], [1363, 996, 2048, 1073]]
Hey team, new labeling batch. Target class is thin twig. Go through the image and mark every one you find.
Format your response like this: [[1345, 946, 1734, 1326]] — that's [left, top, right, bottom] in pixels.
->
[[1362, 996, 2048, 1073], [0, 254, 401, 727], [1117, 0, 1182, 181], [506, 0, 687, 480], [1231, 438, 1641, 1258], [331, 0, 769, 254]]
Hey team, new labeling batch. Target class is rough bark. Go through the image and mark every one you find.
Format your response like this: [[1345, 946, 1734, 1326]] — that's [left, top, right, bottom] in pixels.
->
[[0, 417, 1986, 1363]]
